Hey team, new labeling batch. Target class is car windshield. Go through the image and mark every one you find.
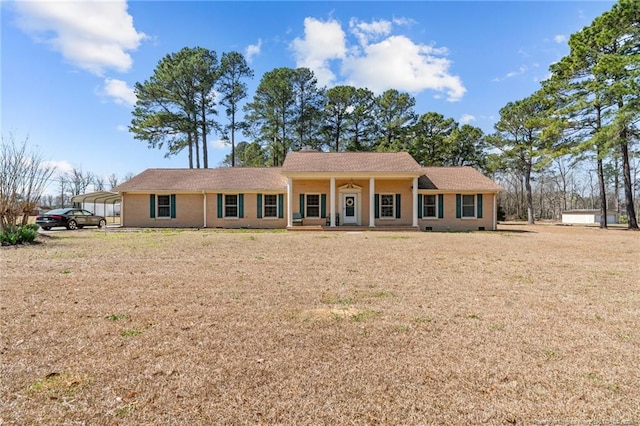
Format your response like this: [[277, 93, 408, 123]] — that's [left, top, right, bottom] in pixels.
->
[[45, 208, 72, 215]]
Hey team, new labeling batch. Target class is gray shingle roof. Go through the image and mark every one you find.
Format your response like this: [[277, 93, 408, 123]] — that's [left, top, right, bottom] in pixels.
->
[[419, 167, 504, 191], [282, 151, 422, 173], [113, 168, 287, 192]]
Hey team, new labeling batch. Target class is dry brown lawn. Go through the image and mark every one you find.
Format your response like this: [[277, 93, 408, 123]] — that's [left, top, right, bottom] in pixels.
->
[[1, 224, 639, 425]]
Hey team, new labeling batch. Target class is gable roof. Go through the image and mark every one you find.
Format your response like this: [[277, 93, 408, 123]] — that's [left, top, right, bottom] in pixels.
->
[[419, 167, 504, 192], [113, 168, 286, 192], [282, 151, 422, 174]]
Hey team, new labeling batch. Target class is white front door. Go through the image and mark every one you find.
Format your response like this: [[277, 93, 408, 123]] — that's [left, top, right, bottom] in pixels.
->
[[343, 194, 357, 224]]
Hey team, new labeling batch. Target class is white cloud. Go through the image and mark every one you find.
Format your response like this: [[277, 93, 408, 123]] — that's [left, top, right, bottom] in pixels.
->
[[342, 35, 465, 101], [392, 17, 416, 27], [116, 124, 128, 132], [349, 18, 393, 46], [101, 78, 137, 106], [291, 17, 465, 101], [493, 65, 528, 82], [554, 34, 567, 44], [245, 39, 263, 63], [517, 49, 530, 58], [506, 66, 527, 78], [290, 17, 347, 87], [42, 160, 74, 176], [14, 0, 146, 76], [459, 114, 476, 124], [211, 139, 228, 150]]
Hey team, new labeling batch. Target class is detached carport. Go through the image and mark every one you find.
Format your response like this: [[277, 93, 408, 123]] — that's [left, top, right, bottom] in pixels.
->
[[71, 191, 121, 225]]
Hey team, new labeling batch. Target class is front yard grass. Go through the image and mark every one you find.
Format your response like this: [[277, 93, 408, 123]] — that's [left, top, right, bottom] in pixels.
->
[[1, 224, 638, 424]]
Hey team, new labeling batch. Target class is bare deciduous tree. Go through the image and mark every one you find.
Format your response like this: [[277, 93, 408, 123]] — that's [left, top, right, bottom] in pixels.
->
[[108, 174, 119, 190], [0, 134, 56, 232], [67, 168, 94, 196], [94, 176, 105, 191]]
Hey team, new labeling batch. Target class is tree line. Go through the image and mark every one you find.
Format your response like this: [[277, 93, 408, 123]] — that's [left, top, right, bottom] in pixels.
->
[[487, 0, 638, 228], [131, 53, 486, 169], [38, 169, 133, 210]]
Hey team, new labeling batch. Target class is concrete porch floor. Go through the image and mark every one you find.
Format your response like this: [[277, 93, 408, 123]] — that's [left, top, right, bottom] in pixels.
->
[[287, 225, 421, 232]]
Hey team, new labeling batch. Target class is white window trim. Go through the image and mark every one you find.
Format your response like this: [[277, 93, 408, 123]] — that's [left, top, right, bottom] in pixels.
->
[[157, 194, 171, 219], [379, 193, 395, 219], [422, 194, 438, 219], [224, 194, 239, 219], [263, 194, 279, 219], [461, 194, 477, 219], [306, 193, 321, 218]]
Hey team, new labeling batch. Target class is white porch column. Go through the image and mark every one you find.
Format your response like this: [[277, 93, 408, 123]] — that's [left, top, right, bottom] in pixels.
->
[[330, 177, 336, 227], [120, 194, 125, 227], [493, 192, 497, 231], [203, 192, 207, 228], [412, 177, 419, 227], [369, 177, 375, 227], [287, 177, 293, 227]]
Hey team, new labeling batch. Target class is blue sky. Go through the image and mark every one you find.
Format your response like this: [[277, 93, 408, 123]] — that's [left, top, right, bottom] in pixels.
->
[[1, 0, 616, 191]]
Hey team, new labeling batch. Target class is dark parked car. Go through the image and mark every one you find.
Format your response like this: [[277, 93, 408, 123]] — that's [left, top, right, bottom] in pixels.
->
[[36, 208, 106, 230]]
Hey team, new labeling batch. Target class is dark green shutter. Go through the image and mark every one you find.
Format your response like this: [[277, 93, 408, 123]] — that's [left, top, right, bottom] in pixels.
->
[[217, 194, 223, 218], [374, 194, 380, 219], [238, 194, 244, 218], [477, 194, 483, 218], [257, 194, 263, 219], [170, 194, 176, 218], [456, 194, 462, 219], [320, 194, 327, 218], [150, 194, 156, 218], [299, 194, 305, 218], [278, 194, 284, 219], [395, 194, 401, 219], [438, 194, 444, 219], [417, 194, 423, 219]]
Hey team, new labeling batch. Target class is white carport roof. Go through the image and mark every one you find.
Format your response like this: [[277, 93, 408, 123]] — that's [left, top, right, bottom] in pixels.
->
[[71, 191, 121, 205]]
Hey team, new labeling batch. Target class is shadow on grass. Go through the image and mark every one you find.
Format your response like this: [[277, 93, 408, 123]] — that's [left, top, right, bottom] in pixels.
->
[[495, 222, 536, 233]]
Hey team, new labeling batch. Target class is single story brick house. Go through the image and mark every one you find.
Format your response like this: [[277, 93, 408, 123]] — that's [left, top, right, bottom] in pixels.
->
[[113, 151, 503, 231]]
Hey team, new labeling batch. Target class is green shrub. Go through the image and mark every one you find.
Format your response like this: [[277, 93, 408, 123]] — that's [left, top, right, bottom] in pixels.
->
[[0, 225, 39, 245], [0, 231, 18, 245], [24, 223, 40, 232], [19, 227, 38, 243]]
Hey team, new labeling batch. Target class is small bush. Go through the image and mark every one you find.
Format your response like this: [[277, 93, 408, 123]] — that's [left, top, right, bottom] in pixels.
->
[[19, 227, 38, 242], [23, 223, 40, 232], [0, 231, 18, 245], [1, 225, 39, 245]]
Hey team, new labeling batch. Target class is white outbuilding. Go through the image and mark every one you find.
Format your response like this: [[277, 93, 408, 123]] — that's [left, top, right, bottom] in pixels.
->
[[561, 209, 618, 225]]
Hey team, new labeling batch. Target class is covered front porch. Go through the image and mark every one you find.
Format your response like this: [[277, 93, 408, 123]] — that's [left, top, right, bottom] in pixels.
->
[[285, 176, 421, 229]]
